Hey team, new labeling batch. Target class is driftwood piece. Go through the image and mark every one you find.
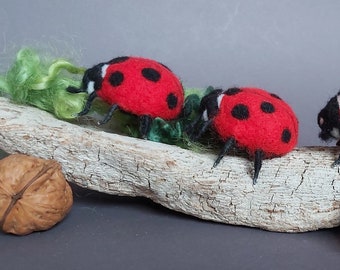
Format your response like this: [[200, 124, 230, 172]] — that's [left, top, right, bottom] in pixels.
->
[[0, 97, 339, 232]]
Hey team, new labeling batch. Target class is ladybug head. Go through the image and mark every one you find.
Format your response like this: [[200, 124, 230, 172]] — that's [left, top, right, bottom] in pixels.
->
[[81, 64, 105, 94], [198, 88, 224, 121], [318, 91, 340, 142], [67, 63, 104, 94]]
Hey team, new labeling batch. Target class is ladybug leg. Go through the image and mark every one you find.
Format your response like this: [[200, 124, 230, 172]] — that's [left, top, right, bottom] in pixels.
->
[[98, 104, 119, 125], [139, 115, 153, 139], [213, 137, 236, 168], [185, 115, 201, 138], [253, 149, 264, 185], [194, 118, 213, 140], [191, 118, 213, 141], [78, 91, 97, 116]]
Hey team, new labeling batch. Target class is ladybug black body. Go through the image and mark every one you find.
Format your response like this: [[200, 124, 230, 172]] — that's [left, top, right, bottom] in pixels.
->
[[67, 56, 184, 138], [317, 91, 340, 166], [190, 87, 299, 184]]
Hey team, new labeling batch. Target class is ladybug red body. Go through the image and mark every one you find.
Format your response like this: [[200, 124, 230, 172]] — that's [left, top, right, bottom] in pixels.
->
[[67, 56, 184, 137], [191, 87, 299, 184]]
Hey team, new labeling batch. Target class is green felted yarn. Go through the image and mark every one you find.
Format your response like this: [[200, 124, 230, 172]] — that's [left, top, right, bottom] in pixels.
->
[[0, 48, 87, 119], [147, 88, 214, 149]]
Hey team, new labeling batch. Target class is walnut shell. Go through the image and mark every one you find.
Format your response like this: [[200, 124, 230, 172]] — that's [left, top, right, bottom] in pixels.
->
[[0, 154, 73, 235]]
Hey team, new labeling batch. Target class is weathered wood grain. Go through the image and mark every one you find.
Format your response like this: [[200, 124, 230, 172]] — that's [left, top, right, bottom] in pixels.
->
[[0, 97, 339, 232]]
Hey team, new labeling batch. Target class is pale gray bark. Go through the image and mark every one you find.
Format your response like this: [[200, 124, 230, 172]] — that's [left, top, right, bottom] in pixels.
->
[[0, 97, 339, 232]]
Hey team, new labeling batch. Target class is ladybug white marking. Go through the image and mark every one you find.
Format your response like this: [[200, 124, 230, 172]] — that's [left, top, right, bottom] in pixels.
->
[[87, 81, 95, 94], [101, 64, 109, 78], [202, 110, 208, 121], [217, 93, 224, 109], [331, 127, 340, 139]]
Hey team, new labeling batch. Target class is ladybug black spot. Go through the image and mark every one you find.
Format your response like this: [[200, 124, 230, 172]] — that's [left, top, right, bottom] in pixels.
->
[[225, 87, 242, 96], [231, 104, 249, 120], [166, 93, 178, 109], [142, 68, 161, 82], [261, 101, 275, 113], [281, 128, 292, 143], [108, 56, 130, 64], [109, 71, 124, 87], [270, 93, 282, 100]]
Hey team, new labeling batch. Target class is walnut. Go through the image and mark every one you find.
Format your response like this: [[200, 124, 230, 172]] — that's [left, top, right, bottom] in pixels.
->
[[0, 154, 73, 235]]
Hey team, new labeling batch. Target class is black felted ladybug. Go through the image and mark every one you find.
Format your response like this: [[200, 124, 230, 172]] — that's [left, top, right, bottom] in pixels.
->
[[317, 91, 340, 166], [67, 56, 184, 138], [190, 87, 299, 184]]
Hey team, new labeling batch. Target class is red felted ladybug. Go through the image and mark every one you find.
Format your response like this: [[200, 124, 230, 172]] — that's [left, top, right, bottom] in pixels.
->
[[67, 56, 184, 138], [190, 87, 299, 184]]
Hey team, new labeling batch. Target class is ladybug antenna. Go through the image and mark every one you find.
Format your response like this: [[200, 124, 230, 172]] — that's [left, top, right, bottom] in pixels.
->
[[66, 85, 84, 93], [253, 150, 264, 185], [213, 137, 236, 168]]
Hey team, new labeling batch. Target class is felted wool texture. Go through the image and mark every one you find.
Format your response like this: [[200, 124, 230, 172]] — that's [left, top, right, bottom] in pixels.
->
[[147, 90, 207, 149], [318, 92, 340, 141], [213, 87, 298, 157], [0, 48, 86, 119], [98, 57, 184, 120]]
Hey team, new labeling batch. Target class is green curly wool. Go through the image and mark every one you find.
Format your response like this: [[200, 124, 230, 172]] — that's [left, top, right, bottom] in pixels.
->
[[0, 48, 87, 119], [147, 87, 215, 149]]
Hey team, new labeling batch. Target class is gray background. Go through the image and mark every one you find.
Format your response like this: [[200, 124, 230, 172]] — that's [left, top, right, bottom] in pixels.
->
[[0, 1, 339, 269]]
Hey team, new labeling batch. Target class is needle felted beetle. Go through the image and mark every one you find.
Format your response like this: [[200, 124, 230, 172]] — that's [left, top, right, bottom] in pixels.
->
[[317, 90, 340, 166], [189, 87, 299, 184], [67, 56, 184, 138]]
